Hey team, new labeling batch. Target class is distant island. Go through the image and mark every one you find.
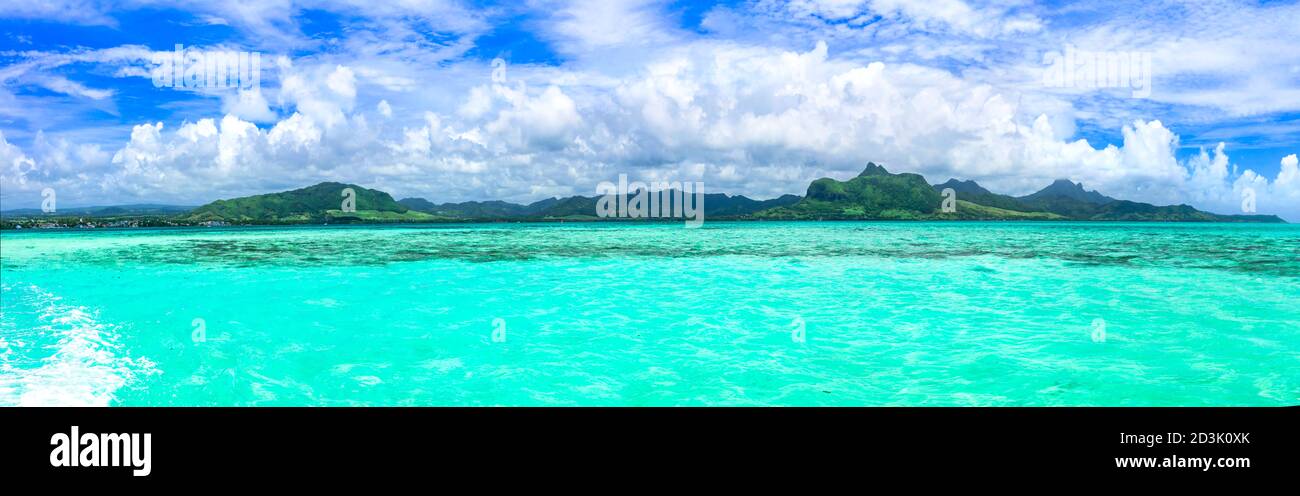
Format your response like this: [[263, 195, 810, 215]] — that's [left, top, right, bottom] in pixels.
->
[[0, 163, 1284, 228]]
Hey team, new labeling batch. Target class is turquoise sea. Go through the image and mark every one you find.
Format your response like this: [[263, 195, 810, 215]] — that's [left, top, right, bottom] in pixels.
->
[[1, 221, 1297, 406]]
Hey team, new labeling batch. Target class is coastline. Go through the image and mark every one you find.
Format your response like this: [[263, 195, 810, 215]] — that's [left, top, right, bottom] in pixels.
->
[[1, 217, 1292, 234]]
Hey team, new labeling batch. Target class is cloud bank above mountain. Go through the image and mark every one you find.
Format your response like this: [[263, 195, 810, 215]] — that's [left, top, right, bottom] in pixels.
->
[[1, 0, 1297, 220]]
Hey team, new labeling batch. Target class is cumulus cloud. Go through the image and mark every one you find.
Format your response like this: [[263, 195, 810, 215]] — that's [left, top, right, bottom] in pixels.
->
[[1180, 146, 1300, 220], [221, 90, 276, 122], [0, 131, 38, 188]]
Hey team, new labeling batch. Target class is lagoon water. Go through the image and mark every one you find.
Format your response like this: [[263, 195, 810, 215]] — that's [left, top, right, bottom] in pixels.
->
[[1, 221, 1297, 406]]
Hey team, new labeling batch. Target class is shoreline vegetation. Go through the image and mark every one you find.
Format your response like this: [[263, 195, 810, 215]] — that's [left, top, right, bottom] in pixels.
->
[[1, 163, 1285, 229]]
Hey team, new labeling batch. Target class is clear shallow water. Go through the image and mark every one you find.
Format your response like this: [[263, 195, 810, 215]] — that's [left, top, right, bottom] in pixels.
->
[[1, 221, 1297, 406]]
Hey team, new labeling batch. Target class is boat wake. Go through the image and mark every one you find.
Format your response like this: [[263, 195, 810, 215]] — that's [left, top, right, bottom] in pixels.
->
[[0, 284, 159, 406]]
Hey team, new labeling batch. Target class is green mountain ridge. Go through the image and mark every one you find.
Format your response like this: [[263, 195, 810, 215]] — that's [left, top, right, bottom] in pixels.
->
[[3, 165, 1286, 227], [757, 163, 1282, 222], [397, 191, 801, 219], [933, 178, 1035, 213], [183, 182, 438, 223], [755, 162, 942, 219]]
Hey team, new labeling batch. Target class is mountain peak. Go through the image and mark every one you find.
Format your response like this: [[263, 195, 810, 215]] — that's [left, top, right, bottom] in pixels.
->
[[1021, 178, 1115, 205], [935, 178, 993, 196], [857, 162, 890, 177], [302, 181, 355, 189]]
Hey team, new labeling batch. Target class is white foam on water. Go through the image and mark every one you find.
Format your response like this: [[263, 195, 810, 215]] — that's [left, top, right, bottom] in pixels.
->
[[0, 284, 158, 407]]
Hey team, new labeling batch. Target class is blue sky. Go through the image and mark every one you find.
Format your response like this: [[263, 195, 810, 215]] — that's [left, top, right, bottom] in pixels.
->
[[1, 0, 1298, 219]]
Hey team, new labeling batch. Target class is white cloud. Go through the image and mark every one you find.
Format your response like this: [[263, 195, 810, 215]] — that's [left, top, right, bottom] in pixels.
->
[[1015, 0, 1300, 119], [277, 64, 357, 130], [0, 0, 116, 27], [542, 0, 679, 54], [1278, 154, 1299, 188], [785, 0, 869, 20], [866, 0, 1043, 37], [35, 76, 115, 100], [221, 90, 276, 122], [1180, 146, 1300, 220], [0, 130, 38, 189], [750, 0, 1043, 39]]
